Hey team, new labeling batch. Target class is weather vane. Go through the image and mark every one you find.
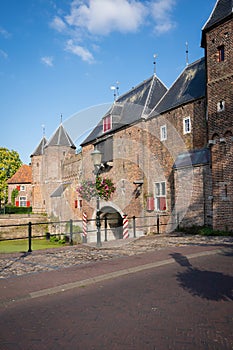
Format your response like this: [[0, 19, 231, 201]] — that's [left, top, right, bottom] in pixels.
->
[[153, 54, 158, 75], [186, 42, 189, 66], [110, 81, 120, 101], [41, 124, 45, 136]]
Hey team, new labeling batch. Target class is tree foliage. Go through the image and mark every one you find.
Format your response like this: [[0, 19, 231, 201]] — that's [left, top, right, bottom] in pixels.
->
[[0, 147, 22, 207]]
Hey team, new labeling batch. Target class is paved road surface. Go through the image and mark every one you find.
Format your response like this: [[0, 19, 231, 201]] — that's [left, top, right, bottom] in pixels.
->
[[0, 245, 232, 349]]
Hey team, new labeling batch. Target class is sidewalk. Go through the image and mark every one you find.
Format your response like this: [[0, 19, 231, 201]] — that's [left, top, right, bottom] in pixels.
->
[[0, 234, 232, 307]]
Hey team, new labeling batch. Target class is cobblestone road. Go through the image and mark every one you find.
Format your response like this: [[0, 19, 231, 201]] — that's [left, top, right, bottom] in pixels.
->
[[1, 233, 232, 279]]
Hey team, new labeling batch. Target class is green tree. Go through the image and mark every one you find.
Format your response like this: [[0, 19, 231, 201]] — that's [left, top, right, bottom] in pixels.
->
[[0, 148, 22, 209]]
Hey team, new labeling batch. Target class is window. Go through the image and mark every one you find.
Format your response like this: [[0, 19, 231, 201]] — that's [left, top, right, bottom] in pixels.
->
[[20, 185, 25, 191], [217, 100, 225, 112], [75, 199, 82, 209], [103, 115, 112, 133], [19, 196, 27, 207], [218, 45, 224, 62], [155, 182, 166, 211], [183, 117, 191, 134], [96, 137, 113, 163], [160, 125, 167, 141]]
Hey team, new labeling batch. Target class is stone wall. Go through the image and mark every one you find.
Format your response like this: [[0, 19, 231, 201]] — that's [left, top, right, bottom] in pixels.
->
[[0, 214, 49, 240]]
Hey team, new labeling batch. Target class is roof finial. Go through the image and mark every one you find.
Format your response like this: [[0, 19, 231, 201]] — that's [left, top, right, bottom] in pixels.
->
[[41, 124, 45, 136], [60, 114, 63, 124], [186, 42, 189, 66], [110, 81, 120, 101], [153, 54, 158, 75]]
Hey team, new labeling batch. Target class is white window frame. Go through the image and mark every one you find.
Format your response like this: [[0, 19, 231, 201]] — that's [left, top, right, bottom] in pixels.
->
[[160, 125, 167, 141], [19, 196, 27, 207], [183, 116, 191, 134], [20, 185, 25, 191], [154, 181, 167, 211]]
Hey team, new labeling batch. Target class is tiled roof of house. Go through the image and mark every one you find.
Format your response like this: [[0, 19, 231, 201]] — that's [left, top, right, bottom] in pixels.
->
[[31, 136, 47, 157], [150, 58, 206, 117], [7, 164, 32, 184], [81, 75, 167, 145], [201, 0, 233, 47], [46, 124, 76, 149]]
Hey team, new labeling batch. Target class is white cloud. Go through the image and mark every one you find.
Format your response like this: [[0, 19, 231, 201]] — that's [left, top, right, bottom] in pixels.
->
[[65, 0, 147, 35], [41, 56, 54, 67], [50, 16, 67, 32], [65, 39, 94, 63], [51, 0, 177, 62], [0, 27, 11, 38], [150, 0, 176, 34], [0, 49, 8, 59]]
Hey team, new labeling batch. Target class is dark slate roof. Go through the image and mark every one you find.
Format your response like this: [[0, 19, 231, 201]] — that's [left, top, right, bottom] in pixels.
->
[[201, 0, 233, 47], [173, 148, 210, 169], [7, 164, 32, 184], [31, 136, 47, 157], [150, 58, 206, 117], [50, 182, 71, 197], [46, 124, 76, 149], [117, 75, 167, 111], [81, 75, 167, 145]]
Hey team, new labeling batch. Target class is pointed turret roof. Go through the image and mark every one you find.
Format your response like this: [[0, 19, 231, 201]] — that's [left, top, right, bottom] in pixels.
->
[[201, 0, 233, 47], [46, 124, 76, 149], [31, 136, 47, 157]]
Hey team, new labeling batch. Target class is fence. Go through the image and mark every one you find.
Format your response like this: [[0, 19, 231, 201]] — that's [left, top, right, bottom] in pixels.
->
[[0, 214, 179, 252]]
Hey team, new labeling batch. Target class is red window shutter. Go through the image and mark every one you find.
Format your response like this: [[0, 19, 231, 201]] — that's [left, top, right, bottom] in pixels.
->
[[147, 197, 155, 211], [160, 197, 166, 211], [75, 200, 78, 208], [27, 201, 30, 207], [15, 201, 19, 207]]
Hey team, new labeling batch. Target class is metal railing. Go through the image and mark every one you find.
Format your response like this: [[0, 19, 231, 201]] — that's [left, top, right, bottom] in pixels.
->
[[0, 214, 179, 252]]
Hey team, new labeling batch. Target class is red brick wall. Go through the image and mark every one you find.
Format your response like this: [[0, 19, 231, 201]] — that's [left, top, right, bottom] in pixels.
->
[[205, 18, 233, 231]]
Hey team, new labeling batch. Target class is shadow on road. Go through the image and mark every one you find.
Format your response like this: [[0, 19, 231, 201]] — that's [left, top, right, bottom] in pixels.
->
[[170, 252, 233, 301]]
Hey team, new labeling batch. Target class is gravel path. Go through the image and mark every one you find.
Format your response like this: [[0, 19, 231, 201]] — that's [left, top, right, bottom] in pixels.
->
[[0, 233, 232, 279]]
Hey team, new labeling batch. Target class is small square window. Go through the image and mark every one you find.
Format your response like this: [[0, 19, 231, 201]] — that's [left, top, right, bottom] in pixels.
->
[[183, 117, 191, 134], [103, 115, 112, 133], [160, 125, 167, 141], [20, 185, 25, 191]]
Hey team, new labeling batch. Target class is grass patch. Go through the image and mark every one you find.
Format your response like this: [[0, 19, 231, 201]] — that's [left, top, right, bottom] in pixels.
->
[[0, 238, 68, 254]]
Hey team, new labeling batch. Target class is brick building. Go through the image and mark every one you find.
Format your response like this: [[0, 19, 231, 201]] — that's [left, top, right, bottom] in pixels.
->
[[7, 164, 32, 207], [31, 0, 232, 239]]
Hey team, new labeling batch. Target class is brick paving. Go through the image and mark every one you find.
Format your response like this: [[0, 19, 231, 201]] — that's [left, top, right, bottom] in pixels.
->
[[0, 233, 232, 279]]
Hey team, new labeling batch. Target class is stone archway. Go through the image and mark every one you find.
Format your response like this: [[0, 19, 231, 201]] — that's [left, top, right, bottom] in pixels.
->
[[101, 206, 123, 239]]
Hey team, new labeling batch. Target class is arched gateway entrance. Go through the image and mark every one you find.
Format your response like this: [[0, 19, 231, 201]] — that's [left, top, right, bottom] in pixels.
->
[[100, 206, 123, 240]]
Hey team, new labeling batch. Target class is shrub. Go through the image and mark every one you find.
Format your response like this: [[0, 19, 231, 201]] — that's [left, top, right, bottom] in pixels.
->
[[177, 225, 232, 236], [3, 205, 32, 214]]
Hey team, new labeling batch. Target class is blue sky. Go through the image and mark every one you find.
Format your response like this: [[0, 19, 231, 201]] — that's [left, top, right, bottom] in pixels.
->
[[0, 0, 216, 164]]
